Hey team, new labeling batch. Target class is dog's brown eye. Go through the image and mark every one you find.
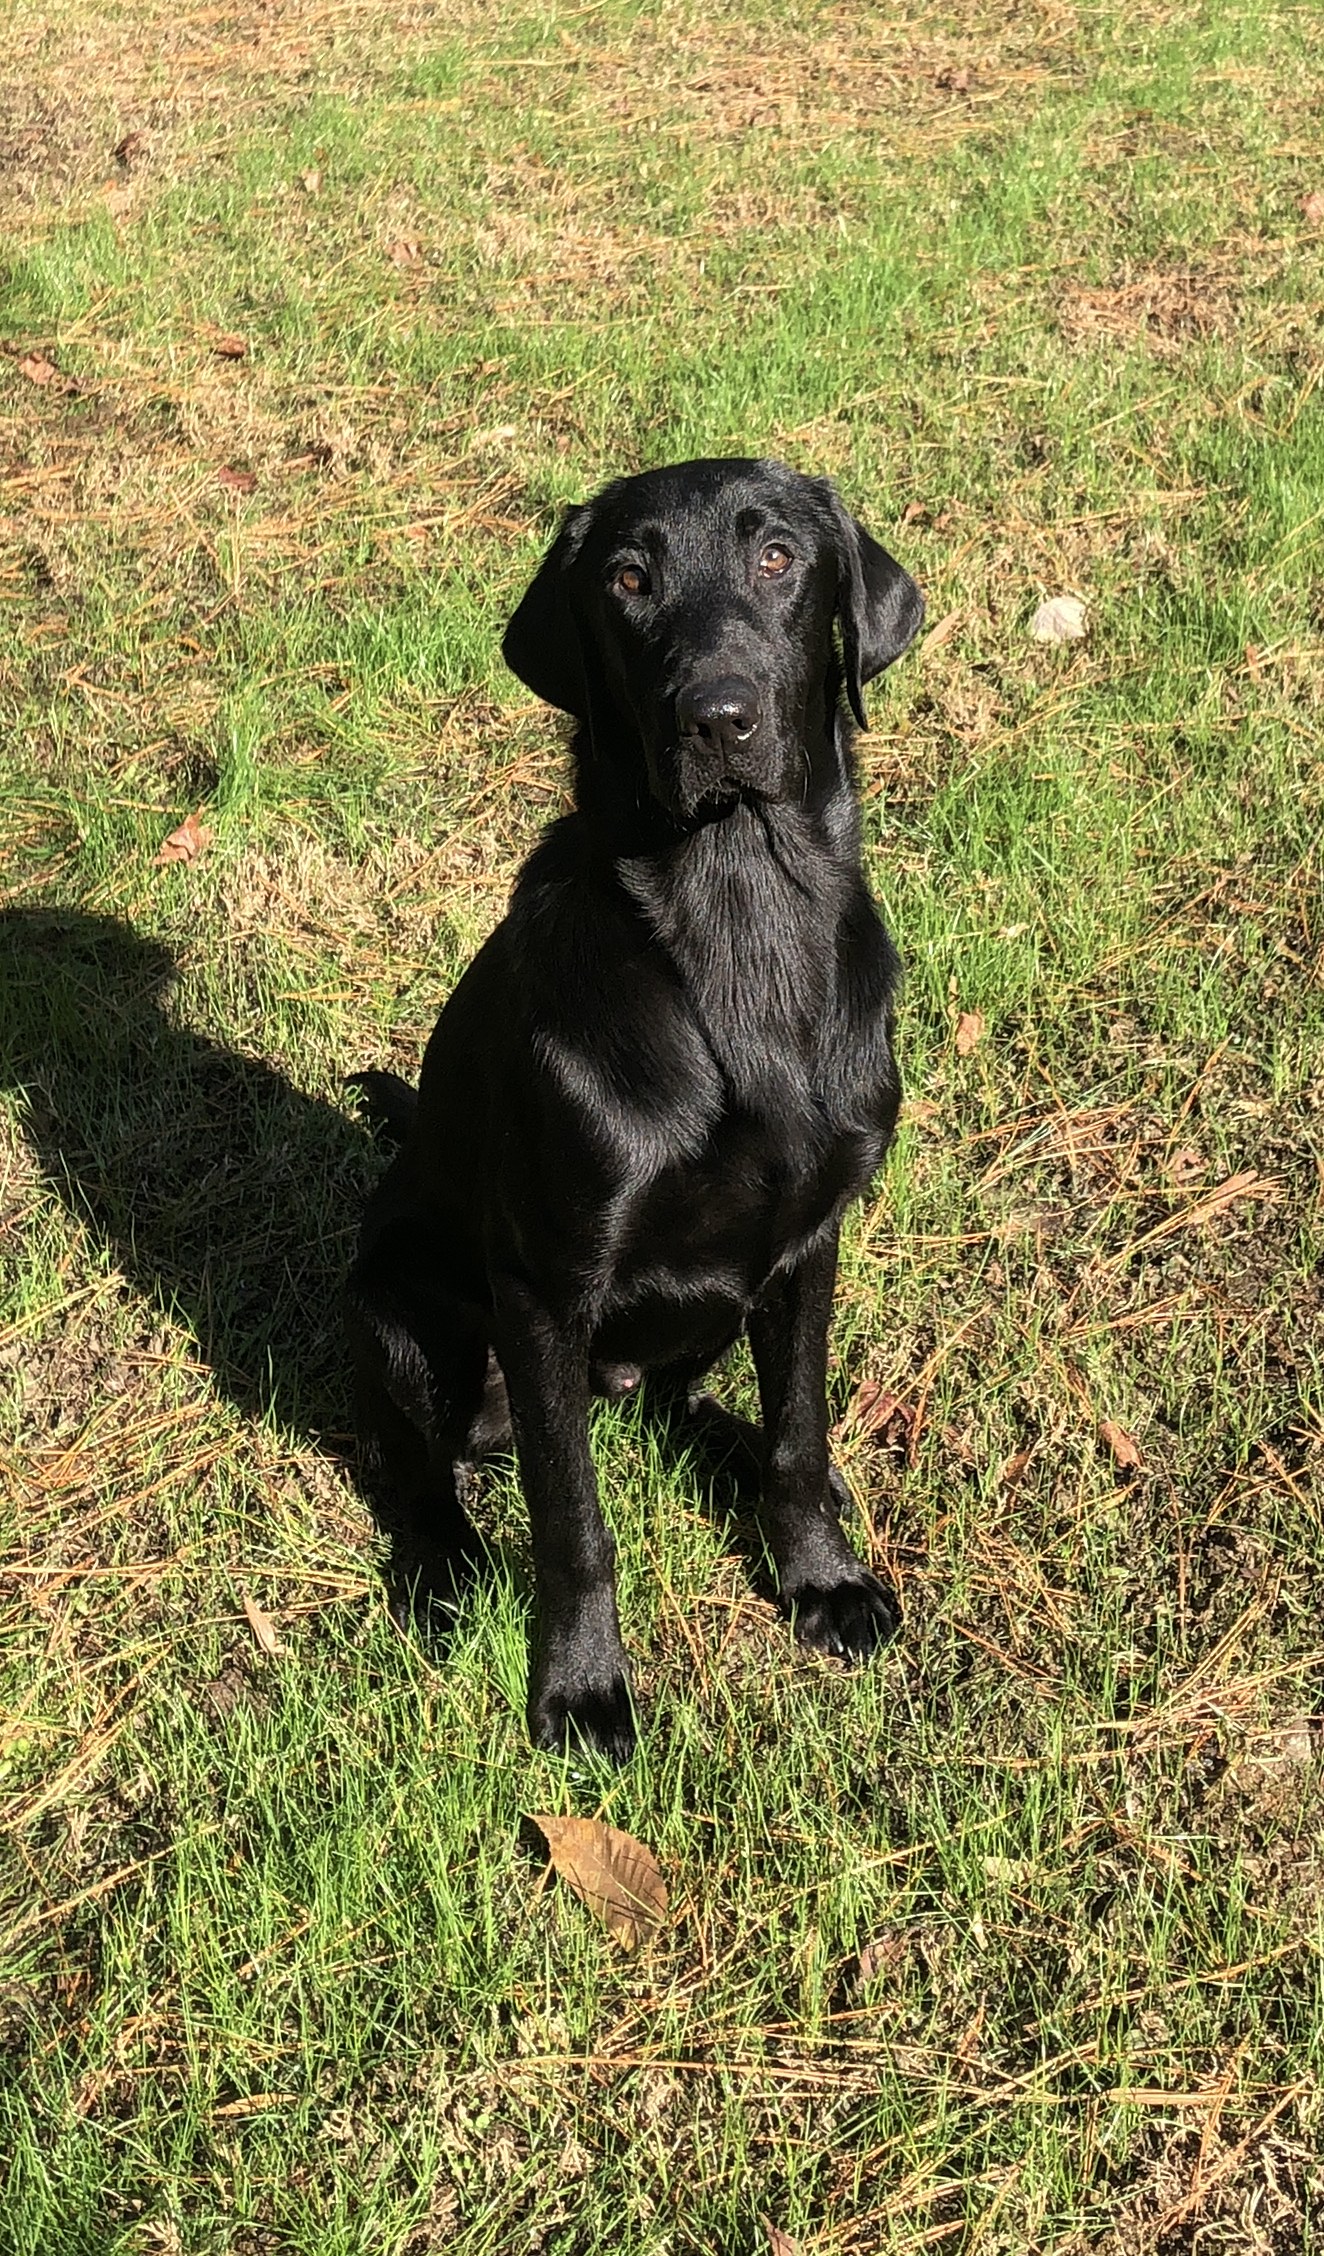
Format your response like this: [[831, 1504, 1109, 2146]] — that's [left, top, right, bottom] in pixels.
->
[[615, 563, 649, 596], [759, 543, 793, 577]]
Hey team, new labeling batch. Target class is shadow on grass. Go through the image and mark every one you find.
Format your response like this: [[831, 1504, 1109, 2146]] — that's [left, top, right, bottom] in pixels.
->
[[0, 905, 447, 1576], [0, 904, 369, 1440], [0, 905, 775, 1627]]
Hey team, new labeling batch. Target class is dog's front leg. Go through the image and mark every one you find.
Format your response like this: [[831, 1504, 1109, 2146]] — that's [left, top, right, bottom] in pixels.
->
[[493, 1275, 636, 1761], [748, 1236, 899, 1665]]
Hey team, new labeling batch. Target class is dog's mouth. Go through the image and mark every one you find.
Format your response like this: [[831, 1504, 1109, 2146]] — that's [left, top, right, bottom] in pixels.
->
[[668, 742, 773, 822], [678, 775, 768, 825], [693, 775, 745, 809]]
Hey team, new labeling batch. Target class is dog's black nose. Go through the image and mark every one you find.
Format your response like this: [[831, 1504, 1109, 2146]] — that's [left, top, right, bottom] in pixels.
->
[[676, 675, 762, 752]]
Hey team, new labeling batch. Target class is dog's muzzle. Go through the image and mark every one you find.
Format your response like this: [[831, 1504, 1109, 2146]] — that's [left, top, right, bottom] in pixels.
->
[[669, 674, 769, 815]]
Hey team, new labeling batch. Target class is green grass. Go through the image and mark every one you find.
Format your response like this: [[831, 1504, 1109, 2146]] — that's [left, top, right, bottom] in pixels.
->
[[2, 0, 1324, 2248]]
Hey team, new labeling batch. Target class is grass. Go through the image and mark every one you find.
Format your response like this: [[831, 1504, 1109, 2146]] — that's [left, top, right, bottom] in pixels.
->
[[2, 0, 1323, 2247]]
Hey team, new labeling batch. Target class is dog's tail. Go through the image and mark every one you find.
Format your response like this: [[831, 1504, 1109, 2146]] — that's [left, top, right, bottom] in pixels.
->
[[346, 1068, 418, 1152]]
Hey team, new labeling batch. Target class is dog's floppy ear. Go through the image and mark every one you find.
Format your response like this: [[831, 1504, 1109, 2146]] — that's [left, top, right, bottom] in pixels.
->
[[829, 496, 924, 730], [501, 504, 592, 718]]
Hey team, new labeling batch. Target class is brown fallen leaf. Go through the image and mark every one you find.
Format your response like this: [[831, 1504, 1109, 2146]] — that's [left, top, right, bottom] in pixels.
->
[[1166, 1145, 1206, 1188], [241, 1593, 283, 1656], [900, 499, 929, 526], [154, 809, 214, 865], [935, 65, 971, 93], [905, 1095, 941, 1127], [856, 1929, 909, 1982], [761, 2222, 803, 2256], [840, 1379, 919, 1459], [1001, 1446, 1033, 1489], [839, 1380, 920, 1470], [387, 237, 422, 268], [217, 465, 258, 494], [114, 130, 146, 167], [1098, 1418, 1143, 1471], [16, 350, 62, 386], [1300, 190, 1324, 226], [1244, 642, 1264, 683], [530, 1814, 667, 1951], [211, 333, 249, 359], [955, 1008, 985, 1057], [298, 166, 323, 195]]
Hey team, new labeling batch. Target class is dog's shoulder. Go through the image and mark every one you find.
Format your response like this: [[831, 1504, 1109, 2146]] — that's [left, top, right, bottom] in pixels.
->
[[504, 816, 726, 1167]]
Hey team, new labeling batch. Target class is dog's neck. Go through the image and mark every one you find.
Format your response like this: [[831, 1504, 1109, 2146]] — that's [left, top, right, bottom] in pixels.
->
[[616, 793, 857, 1123]]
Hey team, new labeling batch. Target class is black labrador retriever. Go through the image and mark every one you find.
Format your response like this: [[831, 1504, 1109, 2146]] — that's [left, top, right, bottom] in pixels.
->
[[347, 456, 923, 1760]]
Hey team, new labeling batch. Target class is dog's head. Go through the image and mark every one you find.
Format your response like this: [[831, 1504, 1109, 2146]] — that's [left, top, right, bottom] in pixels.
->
[[502, 458, 923, 824]]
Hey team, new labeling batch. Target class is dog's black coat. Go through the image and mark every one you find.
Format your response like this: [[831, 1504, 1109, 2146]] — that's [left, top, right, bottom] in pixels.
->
[[347, 457, 922, 1759]]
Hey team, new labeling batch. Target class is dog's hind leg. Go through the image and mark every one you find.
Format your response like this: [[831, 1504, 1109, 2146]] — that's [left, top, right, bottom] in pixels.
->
[[638, 1356, 763, 1494], [640, 1343, 861, 1534], [345, 1069, 419, 1152], [346, 1225, 490, 1615]]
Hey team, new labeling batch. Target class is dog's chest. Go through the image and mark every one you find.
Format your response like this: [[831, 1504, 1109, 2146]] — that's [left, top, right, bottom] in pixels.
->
[[607, 1095, 877, 1313]]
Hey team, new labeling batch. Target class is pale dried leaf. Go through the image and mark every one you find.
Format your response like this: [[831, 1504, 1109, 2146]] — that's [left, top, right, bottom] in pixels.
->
[[298, 167, 323, 195], [387, 237, 422, 268], [1300, 190, 1324, 226], [955, 1008, 985, 1056], [530, 1815, 667, 1951], [241, 1593, 283, 1656], [1167, 1145, 1206, 1188], [1238, 1713, 1315, 1776], [17, 350, 61, 386], [919, 605, 962, 657], [761, 2220, 803, 2256], [1098, 1418, 1142, 1471], [1031, 594, 1087, 643], [983, 1854, 1032, 1882], [154, 809, 214, 865], [217, 466, 258, 494]]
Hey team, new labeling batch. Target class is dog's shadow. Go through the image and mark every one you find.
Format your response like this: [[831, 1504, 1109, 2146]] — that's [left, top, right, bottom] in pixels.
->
[[0, 905, 412, 1551], [0, 906, 766, 1619]]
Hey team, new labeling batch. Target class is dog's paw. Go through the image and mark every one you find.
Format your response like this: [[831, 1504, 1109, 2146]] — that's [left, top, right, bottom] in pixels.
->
[[388, 1513, 487, 1635], [789, 1572, 900, 1666], [529, 1669, 639, 1765]]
